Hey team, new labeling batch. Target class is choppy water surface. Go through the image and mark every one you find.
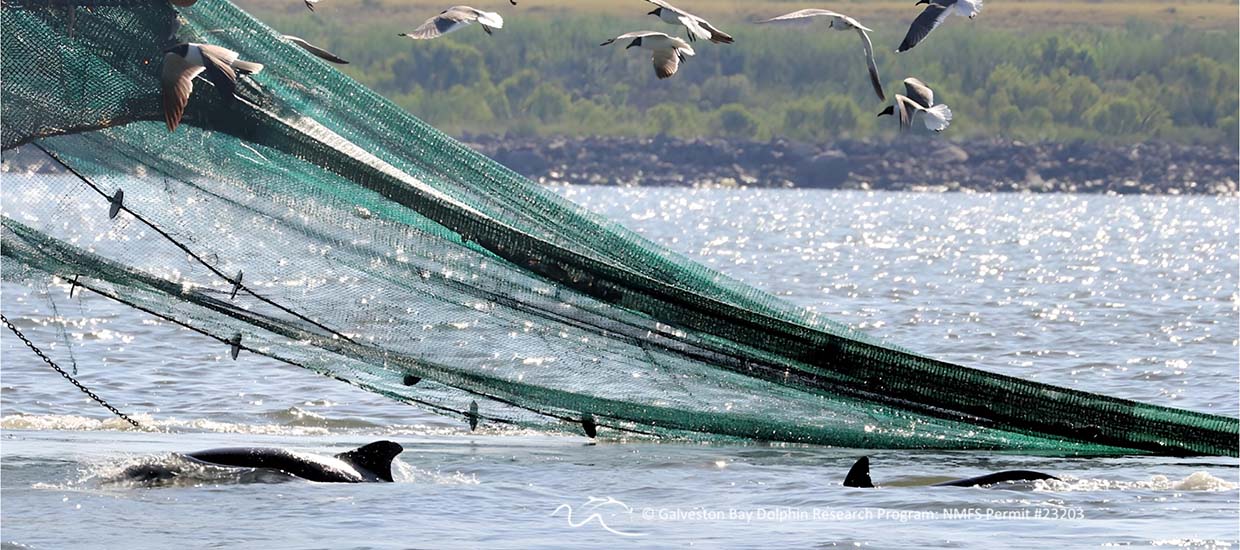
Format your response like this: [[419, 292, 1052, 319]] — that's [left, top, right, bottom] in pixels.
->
[[3, 188, 1237, 548]]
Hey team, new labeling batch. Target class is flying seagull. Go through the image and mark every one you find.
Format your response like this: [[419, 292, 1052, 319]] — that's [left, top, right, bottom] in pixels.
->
[[877, 77, 953, 132], [283, 35, 349, 64], [757, 9, 885, 101], [645, 0, 733, 44], [160, 43, 264, 132], [600, 31, 695, 79], [400, 6, 504, 40], [897, 0, 982, 53]]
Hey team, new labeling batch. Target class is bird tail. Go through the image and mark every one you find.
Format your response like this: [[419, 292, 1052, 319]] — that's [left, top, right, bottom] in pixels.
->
[[922, 104, 953, 132], [232, 60, 264, 75]]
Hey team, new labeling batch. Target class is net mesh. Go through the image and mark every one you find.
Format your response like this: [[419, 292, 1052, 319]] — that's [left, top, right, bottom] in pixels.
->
[[2, 1, 1236, 456]]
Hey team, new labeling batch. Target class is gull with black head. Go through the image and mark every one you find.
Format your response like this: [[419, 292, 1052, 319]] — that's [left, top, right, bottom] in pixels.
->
[[645, 0, 733, 44], [160, 42, 264, 132], [897, 0, 982, 53], [601, 31, 696, 80], [877, 77, 953, 132]]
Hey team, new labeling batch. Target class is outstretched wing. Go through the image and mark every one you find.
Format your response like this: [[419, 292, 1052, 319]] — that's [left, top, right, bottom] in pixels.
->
[[903, 77, 934, 107], [600, 31, 665, 46], [645, 0, 677, 11], [896, 3, 951, 52], [284, 35, 349, 64], [757, 9, 844, 24], [857, 28, 885, 101], [160, 52, 203, 131], [403, 9, 474, 40]]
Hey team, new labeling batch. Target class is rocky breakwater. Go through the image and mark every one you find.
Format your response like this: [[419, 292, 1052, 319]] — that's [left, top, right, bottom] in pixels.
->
[[464, 135, 1238, 195]]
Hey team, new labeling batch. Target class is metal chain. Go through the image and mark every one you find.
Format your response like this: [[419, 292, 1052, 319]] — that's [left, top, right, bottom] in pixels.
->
[[1, 313, 142, 429]]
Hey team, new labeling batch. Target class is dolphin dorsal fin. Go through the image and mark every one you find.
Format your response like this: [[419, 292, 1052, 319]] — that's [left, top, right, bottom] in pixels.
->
[[843, 456, 875, 488], [335, 441, 403, 482]]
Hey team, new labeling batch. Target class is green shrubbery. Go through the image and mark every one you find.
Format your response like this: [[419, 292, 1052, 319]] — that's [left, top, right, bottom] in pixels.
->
[[266, 12, 1238, 144]]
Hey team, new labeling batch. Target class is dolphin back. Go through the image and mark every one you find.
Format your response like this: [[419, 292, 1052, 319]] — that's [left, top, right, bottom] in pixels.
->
[[932, 470, 1059, 487], [841, 457, 1057, 488], [185, 441, 403, 482], [335, 440, 404, 482]]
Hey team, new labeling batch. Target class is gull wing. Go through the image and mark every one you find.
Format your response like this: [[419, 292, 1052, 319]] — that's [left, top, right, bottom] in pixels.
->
[[903, 77, 934, 107], [160, 52, 204, 131], [757, 8, 846, 24], [196, 44, 240, 66], [896, 3, 951, 52], [697, 19, 733, 44], [895, 95, 922, 131], [404, 9, 474, 40], [284, 35, 349, 64], [645, 0, 679, 12], [840, 14, 875, 33], [857, 28, 885, 101], [652, 48, 681, 79], [600, 31, 666, 46], [678, 15, 711, 41], [196, 45, 240, 99]]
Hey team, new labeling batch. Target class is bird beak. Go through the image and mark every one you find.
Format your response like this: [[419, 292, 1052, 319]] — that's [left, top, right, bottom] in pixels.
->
[[647, 9, 659, 15]]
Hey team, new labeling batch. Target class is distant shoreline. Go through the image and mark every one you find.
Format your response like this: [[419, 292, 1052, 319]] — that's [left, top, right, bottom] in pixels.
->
[[6, 136, 1236, 196], [466, 135, 1239, 195]]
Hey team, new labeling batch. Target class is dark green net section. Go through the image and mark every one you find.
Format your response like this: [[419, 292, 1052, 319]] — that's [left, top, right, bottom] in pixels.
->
[[2, 2, 1236, 455]]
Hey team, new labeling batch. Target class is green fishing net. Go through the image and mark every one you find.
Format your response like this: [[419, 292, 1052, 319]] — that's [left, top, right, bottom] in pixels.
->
[[2, 1, 1235, 456]]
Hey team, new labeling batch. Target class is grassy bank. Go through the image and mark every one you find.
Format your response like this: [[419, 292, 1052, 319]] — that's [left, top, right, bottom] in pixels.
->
[[236, 0, 1239, 145]]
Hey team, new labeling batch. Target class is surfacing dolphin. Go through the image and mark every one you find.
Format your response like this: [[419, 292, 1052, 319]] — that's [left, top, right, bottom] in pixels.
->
[[843, 457, 1058, 488], [184, 440, 404, 483]]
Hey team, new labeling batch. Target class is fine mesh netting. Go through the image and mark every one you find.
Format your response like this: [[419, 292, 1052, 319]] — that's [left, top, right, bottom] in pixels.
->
[[2, 1, 1236, 456]]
